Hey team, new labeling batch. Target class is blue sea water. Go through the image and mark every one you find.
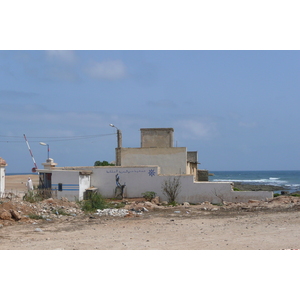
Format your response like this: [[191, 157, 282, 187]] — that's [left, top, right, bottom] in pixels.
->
[[210, 170, 300, 192]]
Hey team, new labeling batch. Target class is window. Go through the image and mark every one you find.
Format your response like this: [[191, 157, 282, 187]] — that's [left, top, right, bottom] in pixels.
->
[[58, 183, 63, 191]]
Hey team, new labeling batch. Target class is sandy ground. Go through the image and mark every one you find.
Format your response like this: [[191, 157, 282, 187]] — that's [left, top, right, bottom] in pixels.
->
[[1, 175, 300, 250], [1, 208, 300, 250], [4, 174, 39, 192]]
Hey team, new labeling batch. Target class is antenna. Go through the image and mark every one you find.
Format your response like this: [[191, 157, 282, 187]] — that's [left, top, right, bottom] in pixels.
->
[[23, 134, 38, 173]]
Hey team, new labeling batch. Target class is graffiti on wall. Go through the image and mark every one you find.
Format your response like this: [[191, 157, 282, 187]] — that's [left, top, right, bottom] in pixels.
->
[[106, 168, 156, 177], [115, 173, 126, 199]]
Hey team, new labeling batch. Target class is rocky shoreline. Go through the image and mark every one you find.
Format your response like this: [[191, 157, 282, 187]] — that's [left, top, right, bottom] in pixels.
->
[[233, 182, 288, 192]]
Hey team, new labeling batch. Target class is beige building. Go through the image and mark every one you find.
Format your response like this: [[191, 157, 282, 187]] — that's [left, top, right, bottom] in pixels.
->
[[117, 128, 203, 179]]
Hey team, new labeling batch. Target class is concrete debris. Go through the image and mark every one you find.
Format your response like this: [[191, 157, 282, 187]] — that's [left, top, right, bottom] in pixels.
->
[[95, 209, 129, 217], [10, 210, 21, 221]]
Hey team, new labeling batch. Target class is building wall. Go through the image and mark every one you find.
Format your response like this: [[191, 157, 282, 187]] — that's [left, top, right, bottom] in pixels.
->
[[140, 128, 174, 148], [120, 147, 187, 175], [51, 170, 80, 201], [79, 174, 91, 200], [40, 166, 273, 204]]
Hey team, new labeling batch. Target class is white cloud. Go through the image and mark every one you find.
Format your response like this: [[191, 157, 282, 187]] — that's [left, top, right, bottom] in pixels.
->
[[175, 119, 217, 140], [45, 50, 77, 64], [85, 60, 127, 80], [238, 121, 257, 128]]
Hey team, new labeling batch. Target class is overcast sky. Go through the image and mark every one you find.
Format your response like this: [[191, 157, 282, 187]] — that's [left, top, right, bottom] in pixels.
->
[[1, 50, 299, 173]]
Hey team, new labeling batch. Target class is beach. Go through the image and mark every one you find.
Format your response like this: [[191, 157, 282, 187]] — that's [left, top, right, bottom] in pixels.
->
[[1, 174, 300, 250], [4, 174, 39, 192]]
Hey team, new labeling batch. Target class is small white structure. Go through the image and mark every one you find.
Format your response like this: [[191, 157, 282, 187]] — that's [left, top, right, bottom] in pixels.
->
[[0, 157, 7, 197]]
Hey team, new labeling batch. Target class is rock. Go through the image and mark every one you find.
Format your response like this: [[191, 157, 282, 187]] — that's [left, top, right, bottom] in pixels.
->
[[34, 228, 43, 232], [10, 210, 21, 221], [144, 201, 157, 210], [151, 196, 160, 205], [0, 211, 12, 220], [248, 200, 261, 204], [183, 202, 190, 206]]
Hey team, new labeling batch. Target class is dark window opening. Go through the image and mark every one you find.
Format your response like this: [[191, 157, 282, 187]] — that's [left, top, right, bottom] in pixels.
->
[[58, 183, 63, 191]]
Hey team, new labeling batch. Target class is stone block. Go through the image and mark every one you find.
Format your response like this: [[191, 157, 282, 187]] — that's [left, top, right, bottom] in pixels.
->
[[0, 211, 12, 220]]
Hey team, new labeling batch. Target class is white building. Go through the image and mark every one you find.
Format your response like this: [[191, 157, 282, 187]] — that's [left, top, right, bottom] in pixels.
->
[[36, 128, 273, 203]]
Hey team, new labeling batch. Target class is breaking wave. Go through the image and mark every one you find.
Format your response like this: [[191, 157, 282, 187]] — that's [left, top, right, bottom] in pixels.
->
[[213, 177, 288, 186]]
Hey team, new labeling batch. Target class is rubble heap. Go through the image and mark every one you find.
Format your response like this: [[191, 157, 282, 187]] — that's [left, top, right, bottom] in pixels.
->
[[0, 197, 83, 226]]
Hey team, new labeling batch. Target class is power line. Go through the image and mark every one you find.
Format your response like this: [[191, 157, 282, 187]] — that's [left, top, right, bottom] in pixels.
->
[[0, 133, 116, 143]]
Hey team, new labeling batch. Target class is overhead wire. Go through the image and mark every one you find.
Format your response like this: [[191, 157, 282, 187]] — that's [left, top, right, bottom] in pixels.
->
[[0, 133, 116, 143]]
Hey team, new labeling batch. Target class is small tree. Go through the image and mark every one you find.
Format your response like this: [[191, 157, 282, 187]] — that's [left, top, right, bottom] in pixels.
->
[[94, 160, 115, 166], [161, 176, 181, 205]]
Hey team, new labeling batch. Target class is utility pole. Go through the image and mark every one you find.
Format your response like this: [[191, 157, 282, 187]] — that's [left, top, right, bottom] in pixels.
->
[[110, 124, 122, 166]]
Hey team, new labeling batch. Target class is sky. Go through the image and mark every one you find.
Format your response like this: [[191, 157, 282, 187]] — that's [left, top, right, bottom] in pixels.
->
[[1, 50, 299, 173], [1, 1, 299, 173]]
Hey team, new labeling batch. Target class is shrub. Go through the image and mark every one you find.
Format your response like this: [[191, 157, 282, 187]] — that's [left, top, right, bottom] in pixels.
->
[[79, 193, 108, 212], [291, 193, 300, 197], [161, 177, 181, 205], [23, 190, 44, 203], [142, 191, 156, 201], [28, 214, 44, 220]]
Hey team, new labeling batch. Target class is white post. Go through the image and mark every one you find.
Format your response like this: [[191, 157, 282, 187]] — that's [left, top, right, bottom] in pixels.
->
[[0, 158, 7, 197]]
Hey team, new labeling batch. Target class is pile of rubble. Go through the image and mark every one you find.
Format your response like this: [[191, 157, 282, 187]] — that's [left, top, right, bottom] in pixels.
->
[[0, 197, 84, 226], [2, 194, 300, 226]]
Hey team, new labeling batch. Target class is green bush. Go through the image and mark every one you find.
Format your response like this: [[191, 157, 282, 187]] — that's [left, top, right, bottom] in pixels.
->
[[141, 191, 156, 201], [28, 213, 44, 220], [79, 193, 109, 212], [291, 193, 300, 197], [23, 190, 44, 203], [94, 160, 115, 166]]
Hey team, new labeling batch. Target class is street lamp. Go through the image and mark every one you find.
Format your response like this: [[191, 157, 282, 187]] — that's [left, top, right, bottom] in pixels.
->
[[109, 124, 122, 148], [109, 124, 122, 166], [39, 142, 50, 160]]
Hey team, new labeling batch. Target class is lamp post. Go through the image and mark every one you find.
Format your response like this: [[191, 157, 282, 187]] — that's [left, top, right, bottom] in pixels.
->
[[109, 124, 122, 148], [39, 142, 50, 160], [109, 124, 122, 166]]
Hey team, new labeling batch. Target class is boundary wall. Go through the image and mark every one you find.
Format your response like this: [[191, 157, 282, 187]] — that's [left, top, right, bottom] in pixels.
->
[[40, 166, 273, 203]]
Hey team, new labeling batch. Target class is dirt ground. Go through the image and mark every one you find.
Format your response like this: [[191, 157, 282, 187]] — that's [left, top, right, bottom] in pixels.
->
[[1, 175, 300, 250]]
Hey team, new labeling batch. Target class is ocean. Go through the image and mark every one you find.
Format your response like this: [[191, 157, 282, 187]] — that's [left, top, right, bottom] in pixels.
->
[[210, 170, 300, 193]]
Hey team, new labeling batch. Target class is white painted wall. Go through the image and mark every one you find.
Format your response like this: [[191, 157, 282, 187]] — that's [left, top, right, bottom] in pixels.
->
[[51, 170, 80, 201], [40, 166, 273, 203], [79, 174, 91, 200]]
